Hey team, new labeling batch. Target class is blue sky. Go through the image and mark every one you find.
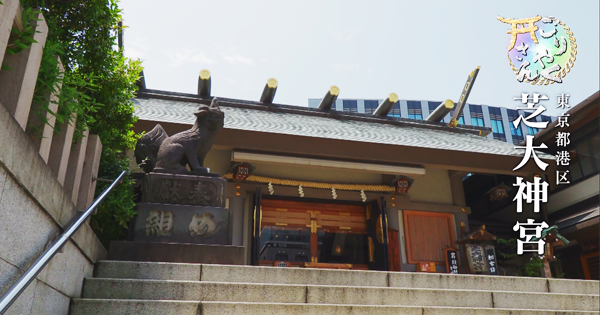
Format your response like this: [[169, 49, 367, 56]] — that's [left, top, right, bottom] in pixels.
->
[[120, 0, 599, 116]]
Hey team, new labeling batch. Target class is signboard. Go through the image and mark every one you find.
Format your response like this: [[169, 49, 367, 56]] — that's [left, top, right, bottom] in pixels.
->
[[418, 262, 436, 273], [444, 247, 459, 274], [466, 244, 488, 273], [485, 245, 498, 275], [273, 261, 290, 267]]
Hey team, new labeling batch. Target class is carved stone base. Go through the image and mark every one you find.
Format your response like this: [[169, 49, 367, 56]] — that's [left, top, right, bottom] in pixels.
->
[[108, 241, 244, 264], [141, 173, 226, 207], [132, 202, 231, 245]]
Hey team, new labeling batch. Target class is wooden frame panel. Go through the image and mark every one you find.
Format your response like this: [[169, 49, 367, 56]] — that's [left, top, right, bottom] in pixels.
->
[[262, 199, 365, 212], [403, 210, 456, 264], [581, 250, 599, 280], [260, 198, 369, 265]]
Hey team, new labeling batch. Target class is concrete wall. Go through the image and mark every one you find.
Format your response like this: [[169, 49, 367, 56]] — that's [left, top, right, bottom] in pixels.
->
[[0, 104, 107, 314], [407, 168, 453, 204]]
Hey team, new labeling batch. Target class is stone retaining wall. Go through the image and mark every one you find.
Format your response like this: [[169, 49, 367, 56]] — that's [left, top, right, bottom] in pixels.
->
[[0, 1, 107, 314]]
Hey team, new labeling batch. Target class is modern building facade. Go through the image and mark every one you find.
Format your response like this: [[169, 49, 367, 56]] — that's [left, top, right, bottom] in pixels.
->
[[308, 98, 556, 144]]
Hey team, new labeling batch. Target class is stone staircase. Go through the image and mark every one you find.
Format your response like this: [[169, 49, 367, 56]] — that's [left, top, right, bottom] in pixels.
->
[[70, 261, 600, 315]]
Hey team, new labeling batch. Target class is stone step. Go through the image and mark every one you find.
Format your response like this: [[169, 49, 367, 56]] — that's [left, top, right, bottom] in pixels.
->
[[70, 299, 600, 315], [81, 278, 600, 312], [94, 260, 600, 295]]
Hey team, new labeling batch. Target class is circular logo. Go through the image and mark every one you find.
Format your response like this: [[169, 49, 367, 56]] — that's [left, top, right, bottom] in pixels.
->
[[498, 16, 577, 85]]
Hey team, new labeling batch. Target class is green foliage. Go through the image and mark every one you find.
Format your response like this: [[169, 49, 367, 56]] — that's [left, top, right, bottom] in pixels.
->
[[496, 237, 544, 277], [86, 52, 143, 150], [21, 0, 143, 246], [523, 256, 544, 277], [28, 40, 99, 142], [5, 6, 40, 55], [89, 150, 137, 246], [2, 6, 40, 70], [496, 237, 519, 259]]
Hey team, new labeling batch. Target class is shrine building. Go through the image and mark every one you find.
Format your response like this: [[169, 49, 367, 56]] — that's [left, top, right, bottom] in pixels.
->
[[129, 81, 554, 273]]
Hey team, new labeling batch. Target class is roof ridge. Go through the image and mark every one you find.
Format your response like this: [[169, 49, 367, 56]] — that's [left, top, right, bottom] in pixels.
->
[[136, 89, 492, 136]]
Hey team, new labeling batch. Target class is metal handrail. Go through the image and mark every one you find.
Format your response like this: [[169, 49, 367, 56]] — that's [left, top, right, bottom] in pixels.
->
[[0, 171, 126, 314]]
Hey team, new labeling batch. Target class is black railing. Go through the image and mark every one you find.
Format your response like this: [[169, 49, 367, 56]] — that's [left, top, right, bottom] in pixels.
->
[[0, 171, 126, 314]]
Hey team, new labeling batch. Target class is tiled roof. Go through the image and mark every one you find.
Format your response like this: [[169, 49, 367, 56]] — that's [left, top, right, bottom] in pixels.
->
[[133, 92, 554, 159]]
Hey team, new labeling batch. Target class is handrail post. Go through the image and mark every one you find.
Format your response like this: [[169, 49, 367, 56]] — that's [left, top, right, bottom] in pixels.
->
[[0, 171, 126, 315]]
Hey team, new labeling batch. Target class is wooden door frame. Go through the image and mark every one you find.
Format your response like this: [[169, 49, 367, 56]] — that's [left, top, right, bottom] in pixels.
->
[[403, 210, 456, 264], [258, 197, 369, 268], [581, 250, 599, 280], [261, 194, 369, 206]]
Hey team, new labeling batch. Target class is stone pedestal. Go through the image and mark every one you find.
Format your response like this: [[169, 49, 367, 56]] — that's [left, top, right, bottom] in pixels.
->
[[132, 173, 231, 246], [107, 241, 244, 264], [141, 172, 226, 207], [133, 203, 230, 245]]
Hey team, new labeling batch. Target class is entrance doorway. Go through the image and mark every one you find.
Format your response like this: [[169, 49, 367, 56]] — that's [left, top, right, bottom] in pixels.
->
[[255, 199, 370, 269]]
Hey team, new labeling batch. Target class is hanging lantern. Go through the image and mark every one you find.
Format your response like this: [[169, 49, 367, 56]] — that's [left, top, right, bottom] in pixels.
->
[[392, 176, 414, 193], [487, 183, 511, 201], [234, 163, 250, 180], [490, 187, 508, 201]]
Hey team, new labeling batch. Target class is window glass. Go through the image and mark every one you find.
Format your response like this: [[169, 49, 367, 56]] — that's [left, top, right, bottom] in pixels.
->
[[387, 103, 401, 118], [407, 101, 423, 120], [343, 100, 358, 113], [429, 102, 440, 112], [491, 120, 504, 134], [364, 100, 379, 114], [318, 230, 368, 265], [471, 117, 484, 127], [259, 226, 311, 263], [511, 125, 522, 136], [469, 105, 484, 127], [507, 109, 522, 138], [527, 127, 538, 135]]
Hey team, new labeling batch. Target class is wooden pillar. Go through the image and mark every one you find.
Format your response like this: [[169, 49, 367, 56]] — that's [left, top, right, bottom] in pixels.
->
[[25, 57, 64, 163], [0, 12, 48, 130], [229, 196, 245, 246], [460, 222, 472, 274], [77, 135, 102, 210], [0, 0, 20, 67], [47, 114, 77, 186], [451, 171, 470, 274], [542, 258, 552, 278], [64, 129, 89, 204]]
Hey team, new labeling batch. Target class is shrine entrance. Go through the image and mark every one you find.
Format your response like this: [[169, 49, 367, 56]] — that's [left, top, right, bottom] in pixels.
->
[[251, 193, 391, 271]]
